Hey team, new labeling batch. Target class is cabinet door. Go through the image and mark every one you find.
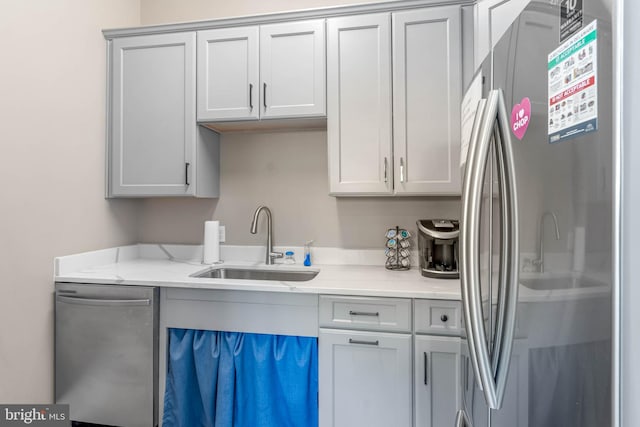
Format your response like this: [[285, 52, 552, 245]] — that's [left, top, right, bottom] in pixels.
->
[[392, 7, 462, 195], [319, 329, 411, 427], [414, 335, 460, 427], [110, 33, 195, 196], [260, 19, 326, 118], [197, 27, 259, 121], [327, 14, 393, 195]]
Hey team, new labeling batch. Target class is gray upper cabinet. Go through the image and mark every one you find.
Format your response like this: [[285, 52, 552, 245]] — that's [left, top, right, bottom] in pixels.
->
[[104, 2, 463, 198], [108, 33, 219, 198], [327, 7, 462, 196], [260, 20, 326, 119], [197, 27, 259, 121], [392, 6, 462, 195], [197, 20, 326, 122], [327, 13, 393, 195]]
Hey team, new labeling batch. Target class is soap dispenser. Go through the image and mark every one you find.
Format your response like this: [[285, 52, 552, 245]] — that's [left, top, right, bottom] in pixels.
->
[[303, 240, 313, 266]]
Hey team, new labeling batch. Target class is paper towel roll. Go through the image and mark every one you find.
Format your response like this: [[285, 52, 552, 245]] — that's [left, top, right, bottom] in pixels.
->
[[203, 221, 220, 264]]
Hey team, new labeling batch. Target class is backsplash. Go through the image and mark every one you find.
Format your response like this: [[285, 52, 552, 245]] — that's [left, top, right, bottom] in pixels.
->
[[138, 130, 461, 248]]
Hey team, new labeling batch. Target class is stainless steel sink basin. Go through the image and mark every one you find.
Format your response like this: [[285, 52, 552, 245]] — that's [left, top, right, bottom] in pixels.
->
[[191, 267, 319, 282], [520, 275, 606, 291]]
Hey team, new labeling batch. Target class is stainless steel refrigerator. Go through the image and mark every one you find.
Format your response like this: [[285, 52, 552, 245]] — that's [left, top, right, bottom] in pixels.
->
[[457, 0, 613, 426]]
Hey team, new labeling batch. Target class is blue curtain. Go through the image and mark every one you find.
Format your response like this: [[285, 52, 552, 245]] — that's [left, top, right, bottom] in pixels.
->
[[162, 329, 318, 427]]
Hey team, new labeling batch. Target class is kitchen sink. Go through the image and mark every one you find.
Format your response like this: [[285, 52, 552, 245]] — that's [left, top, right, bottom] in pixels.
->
[[520, 275, 606, 291], [191, 267, 319, 282]]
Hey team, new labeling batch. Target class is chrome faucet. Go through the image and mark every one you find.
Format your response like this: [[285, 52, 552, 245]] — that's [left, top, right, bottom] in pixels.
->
[[533, 211, 560, 273], [250, 206, 283, 265]]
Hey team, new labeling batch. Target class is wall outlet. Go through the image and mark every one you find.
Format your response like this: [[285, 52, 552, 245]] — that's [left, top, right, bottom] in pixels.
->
[[219, 225, 226, 243]]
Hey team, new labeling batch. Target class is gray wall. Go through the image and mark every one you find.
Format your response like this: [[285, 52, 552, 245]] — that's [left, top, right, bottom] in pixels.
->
[[0, 0, 141, 403], [140, 0, 393, 24], [138, 131, 461, 248]]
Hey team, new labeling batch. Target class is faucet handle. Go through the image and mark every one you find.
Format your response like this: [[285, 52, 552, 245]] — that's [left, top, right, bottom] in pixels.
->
[[270, 251, 284, 259]]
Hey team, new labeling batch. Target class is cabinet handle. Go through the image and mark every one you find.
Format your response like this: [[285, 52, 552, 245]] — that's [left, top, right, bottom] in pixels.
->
[[348, 338, 379, 346], [400, 157, 405, 183], [441, 314, 449, 322], [249, 83, 253, 110], [349, 310, 379, 317], [424, 352, 429, 385], [263, 82, 267, 109], [185, 162, 190, 186], [384, 157, 388, 183], [57, 295, 150, 307]]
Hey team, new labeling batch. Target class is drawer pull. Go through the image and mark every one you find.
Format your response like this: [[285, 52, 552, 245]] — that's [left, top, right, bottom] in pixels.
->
[[441, 314, 449, 322], [349, 310, 380, 317], [348, 338, 379, 346]]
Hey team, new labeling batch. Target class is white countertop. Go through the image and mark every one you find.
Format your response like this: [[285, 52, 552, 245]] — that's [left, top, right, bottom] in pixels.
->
[[54, 244, 611, 302], [54, 244, 462, 300]]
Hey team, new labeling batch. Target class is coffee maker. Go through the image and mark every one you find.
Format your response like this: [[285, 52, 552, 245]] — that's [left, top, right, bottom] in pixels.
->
[[417, 219, 460, 279]]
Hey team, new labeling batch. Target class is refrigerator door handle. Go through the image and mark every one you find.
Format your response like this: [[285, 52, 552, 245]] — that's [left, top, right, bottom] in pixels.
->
[[491, 89, 520, 407], [462, 89, 519, 410], [461, 97, 489, 393], [491, 111, 511, 376], [455, 410, 472, 427], [461, 90, 498, 405]]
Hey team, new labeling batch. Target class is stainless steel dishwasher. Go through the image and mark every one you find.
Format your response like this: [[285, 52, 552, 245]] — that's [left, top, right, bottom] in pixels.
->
[[55, 283, 158, 427]]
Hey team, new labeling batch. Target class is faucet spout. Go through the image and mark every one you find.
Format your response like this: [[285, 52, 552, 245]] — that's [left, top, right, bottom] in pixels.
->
[[534, 211, 560, 273], [250, 206, 283, 265], [250, 206, 266, 235]]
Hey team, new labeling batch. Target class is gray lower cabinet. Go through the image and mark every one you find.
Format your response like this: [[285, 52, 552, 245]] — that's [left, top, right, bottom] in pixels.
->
[[318, 328, 413, 427], [318, 295, 417, 427], [108, 32, 219, 197], [154, 289, 462, 426], [414, 335, 461, 427]]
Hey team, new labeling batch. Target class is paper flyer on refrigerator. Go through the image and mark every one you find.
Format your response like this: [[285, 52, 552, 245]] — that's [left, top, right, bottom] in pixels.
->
[[548, 19, 598, 143]]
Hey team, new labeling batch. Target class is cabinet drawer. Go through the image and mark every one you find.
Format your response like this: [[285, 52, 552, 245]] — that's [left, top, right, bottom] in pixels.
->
[[414, 299, 462, 336], [319, 295, 411, 332]]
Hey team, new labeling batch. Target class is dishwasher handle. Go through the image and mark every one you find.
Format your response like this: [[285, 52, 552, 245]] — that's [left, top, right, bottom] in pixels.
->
[[56, 294, 151, 307]]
